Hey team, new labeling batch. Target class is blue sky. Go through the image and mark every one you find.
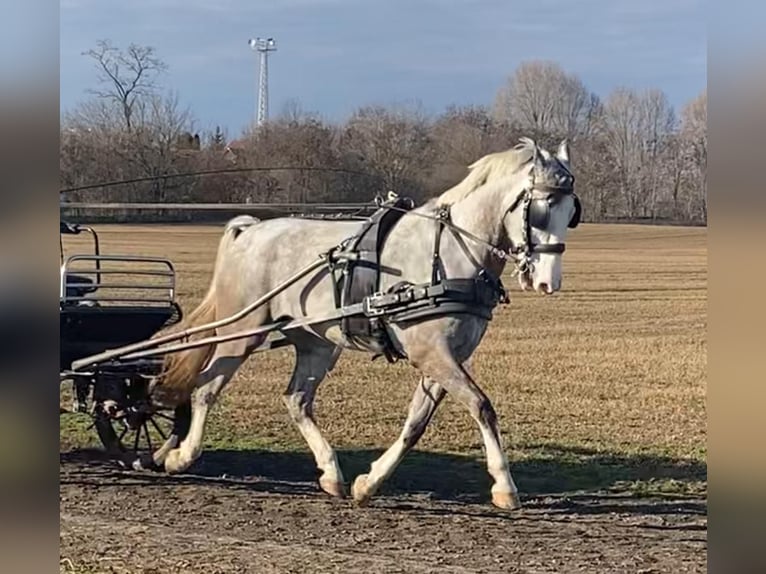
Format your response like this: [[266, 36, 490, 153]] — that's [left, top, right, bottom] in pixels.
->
[[60, 0, 707, 137]]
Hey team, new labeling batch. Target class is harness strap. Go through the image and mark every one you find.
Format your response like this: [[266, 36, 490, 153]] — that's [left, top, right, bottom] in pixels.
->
[[431, 205, 504, 298], [446, 222, 484, 272], [385, 203, 515, 264], [431, 207, 448, 285]]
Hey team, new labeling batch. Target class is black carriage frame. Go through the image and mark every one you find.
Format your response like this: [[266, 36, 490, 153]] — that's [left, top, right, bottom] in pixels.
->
[[60, 220, 190, 464]]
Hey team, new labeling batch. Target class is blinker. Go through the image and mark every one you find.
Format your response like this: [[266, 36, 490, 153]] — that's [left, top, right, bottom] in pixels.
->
[[527, 195, 581, 230]]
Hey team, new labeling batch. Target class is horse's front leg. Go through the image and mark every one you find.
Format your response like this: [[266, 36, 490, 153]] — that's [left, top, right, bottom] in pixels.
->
[[352, 376, 446, 505], [436, 356, 520, 509], [411, 343, 520, 510]]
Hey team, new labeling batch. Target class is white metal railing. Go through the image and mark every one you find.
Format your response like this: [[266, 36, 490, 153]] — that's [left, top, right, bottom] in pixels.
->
[[60, 255, 176, 307]]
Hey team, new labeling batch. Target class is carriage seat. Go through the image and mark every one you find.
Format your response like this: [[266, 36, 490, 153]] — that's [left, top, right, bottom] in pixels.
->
[[63, 274, 97, 301]]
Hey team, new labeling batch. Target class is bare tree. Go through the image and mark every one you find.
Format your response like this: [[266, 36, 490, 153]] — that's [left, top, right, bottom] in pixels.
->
[[637, 89, 677, 219], [277, 98, 321, 125], [598, 87, 675, 219], [428, 105, 514, 194], [432, 105, 493, 164], [60, 42, 198, 203], [84, 40, 168, 132], [679, 90, 707, 222], [660, 133, 687, 220], [61, 93, 196, 203], [341, 104, 434, 199], [127, 92, 197, 201], [599, 87, 640, 217], [235, 114, 344, 203], [493, 60, 600, 141]]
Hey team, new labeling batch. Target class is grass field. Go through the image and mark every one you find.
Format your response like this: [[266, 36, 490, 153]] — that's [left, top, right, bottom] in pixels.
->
[[60, 222, 707, 498]]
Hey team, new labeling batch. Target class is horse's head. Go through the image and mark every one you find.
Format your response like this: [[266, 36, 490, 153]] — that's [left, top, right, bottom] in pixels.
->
[[503, 139, 581, 295]]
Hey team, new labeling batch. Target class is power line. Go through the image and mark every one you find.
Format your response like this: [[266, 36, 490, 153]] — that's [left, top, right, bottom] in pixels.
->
[[58, 166, 382, 194]]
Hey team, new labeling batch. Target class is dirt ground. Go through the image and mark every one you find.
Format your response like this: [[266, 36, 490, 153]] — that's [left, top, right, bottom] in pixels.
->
[[60, 450, 705, 574], [60, 223, 707, 573]]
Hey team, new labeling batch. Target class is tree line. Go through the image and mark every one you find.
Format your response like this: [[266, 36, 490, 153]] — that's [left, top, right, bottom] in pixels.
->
[[61, 41, 706, 224]]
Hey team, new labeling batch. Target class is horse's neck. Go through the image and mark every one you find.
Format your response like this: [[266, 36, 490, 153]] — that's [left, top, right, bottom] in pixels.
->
[[443, 182, 510, 278]]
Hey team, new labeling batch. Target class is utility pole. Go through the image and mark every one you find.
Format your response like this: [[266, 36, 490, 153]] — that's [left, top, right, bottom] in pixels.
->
[[248, 37, 277, 127]]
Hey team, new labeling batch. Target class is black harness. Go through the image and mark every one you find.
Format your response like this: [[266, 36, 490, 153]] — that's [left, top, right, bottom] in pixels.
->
[[333, 195, 416, 351], [325, 176, 581, 362]]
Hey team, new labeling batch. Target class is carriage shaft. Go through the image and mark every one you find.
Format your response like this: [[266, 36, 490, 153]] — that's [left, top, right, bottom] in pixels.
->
[[76, 303, 363, 368], [69, 257, 330, 371]]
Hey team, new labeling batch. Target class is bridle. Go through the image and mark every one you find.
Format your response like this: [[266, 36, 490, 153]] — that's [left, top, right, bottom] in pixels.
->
[[503, 177, 581, 276], [380, 171, 581, 281]]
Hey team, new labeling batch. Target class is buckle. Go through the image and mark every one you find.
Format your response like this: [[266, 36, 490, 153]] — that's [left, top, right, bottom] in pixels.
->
[[363, 292, 392, 316]]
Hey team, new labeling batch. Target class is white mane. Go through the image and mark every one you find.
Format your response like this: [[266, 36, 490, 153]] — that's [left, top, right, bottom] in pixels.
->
[[436, 138, 536, 206]]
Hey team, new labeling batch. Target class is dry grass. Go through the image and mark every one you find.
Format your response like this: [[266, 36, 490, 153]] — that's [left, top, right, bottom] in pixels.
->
[[61, 222, 706, 496]]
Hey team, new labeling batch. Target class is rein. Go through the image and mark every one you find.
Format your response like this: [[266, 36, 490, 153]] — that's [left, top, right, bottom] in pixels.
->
[[382, 202, 518, 266], [380, 181, 576, 279]]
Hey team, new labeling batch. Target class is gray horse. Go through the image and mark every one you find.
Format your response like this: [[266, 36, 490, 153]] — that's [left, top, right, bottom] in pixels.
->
[[153, 137, 580, 510]]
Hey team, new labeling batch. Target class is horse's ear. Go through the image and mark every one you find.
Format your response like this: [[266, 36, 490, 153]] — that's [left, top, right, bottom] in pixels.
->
[[533, 142, 545, 170], [556, 139, 571, 165]]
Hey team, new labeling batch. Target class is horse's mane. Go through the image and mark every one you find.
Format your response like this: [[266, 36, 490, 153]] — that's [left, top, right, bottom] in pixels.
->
[[435, 138, 536, 206]]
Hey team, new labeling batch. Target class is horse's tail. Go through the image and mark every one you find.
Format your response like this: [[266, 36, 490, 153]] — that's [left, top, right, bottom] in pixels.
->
[[153, 215, 259, 405]]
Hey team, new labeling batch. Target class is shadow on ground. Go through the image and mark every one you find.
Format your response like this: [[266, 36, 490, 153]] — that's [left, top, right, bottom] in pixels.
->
[[60, 442, 706, 511]]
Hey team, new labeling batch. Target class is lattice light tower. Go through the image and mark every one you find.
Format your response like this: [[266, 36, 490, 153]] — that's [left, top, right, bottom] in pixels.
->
[[248, 37, 277, 127]]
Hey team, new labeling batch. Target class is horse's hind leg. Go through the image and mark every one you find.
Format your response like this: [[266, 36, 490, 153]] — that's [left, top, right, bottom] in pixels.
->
[[282, 340, 345, 498], [352, 376, 445, 505], [163, 339, 251, 474]]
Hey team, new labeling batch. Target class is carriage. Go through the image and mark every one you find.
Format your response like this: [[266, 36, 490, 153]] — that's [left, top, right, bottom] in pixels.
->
[[59, 220, 191, 465]]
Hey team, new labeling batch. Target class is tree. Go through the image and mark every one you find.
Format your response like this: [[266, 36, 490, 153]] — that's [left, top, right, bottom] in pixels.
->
[[234, 115, 344, 203], [341, 104, 434, 199], [679, 91, 707, 222], [128, 91, 197, 202], [428, 105, 509, 194], [61, 41, 196, 203], [598, 87, 675, 218], [61, 42, 706, 224], [637, 89, 677, 219], [493, 60, 600, 142], [84, 39, 168, 132], [212, 126, 226, 148]]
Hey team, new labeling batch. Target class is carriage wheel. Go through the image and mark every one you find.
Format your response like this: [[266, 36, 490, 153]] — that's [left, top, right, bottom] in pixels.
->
[[93, 392, 191, 471]]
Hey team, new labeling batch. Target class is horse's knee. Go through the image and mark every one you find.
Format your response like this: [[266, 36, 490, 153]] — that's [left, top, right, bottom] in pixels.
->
[[282, 391, 312, 421], [194, 387, 219, 407]]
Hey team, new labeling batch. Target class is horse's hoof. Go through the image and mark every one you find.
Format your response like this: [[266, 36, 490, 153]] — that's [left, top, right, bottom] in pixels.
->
[[351, 474, 372, 506], [319, 477, 347, 498], [152, 436, 180, 467], [163, 450, 185, 474], [492, 491, 522, 511]]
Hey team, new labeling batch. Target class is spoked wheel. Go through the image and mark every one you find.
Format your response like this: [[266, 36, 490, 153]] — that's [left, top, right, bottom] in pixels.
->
[[92, 372, 191, 471]]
